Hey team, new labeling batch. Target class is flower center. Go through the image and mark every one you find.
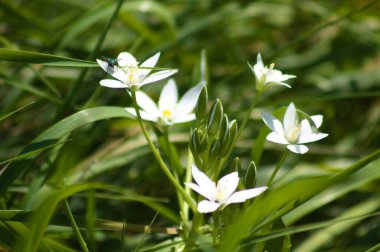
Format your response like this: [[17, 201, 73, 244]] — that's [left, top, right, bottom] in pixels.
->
[[286, 125, 301, 143], [126, 65, 139, 85], [162, 109, 172, 119]]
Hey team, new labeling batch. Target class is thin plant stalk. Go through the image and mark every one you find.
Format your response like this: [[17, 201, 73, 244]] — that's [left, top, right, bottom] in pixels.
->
[[162, 127, 190, 234], [64, 198, 89, 252], [130, 91, 197, 212], [266, 150, 289, 186]]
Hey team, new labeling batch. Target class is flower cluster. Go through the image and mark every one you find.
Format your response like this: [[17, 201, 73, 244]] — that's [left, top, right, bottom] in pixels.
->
[[97, 50, 328, 213]]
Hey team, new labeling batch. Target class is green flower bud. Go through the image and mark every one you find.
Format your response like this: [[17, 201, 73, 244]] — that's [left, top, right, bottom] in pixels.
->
[[219, 115, 232, 157], [200, 133, 208, 153], [207, 99, 223, 136], [245, 161, 257, 188], [196, 86, 208, 121], [190, 129, 201, 155], [233, 157, 242, 174], [225, 119, 237, 152], [209, 139, 221, 162]]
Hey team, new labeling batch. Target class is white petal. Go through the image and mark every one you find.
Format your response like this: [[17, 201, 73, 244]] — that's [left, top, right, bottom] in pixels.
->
[[311, 115, 323, 128], [185, 182, 214, 200], [226, 187, 267, 205], [256, 53, 264, 69], [284, 103, 297, 134], [217, 172, 239, 202], [191, 165, 216, 199], [134, 91, 160, 116], [97, 59, 128, 83], [276, 82, 292, 88], [138, 52, 160, 78], [100, 79, 128, 88], [175, 83, 204, 116], [267, 132, 289, 145], [158, 79, 178, 112], [140, 70, 178, 86], [172, 114, 196, 124], [261, 110, 281, 133], [117, 52, 137, 67], [298, 133, 328, 144], [124, 108, 158, 122], [287, 144, 308, 154], [197, 200, 221, 213]]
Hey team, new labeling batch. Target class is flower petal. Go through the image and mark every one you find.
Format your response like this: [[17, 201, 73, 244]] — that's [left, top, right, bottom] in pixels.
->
[[287, 144, 309, 154], [100, 79, 128, 88], [185, 182, 213, 200], [138, 52, 160, 79], [267, 132, 289, 145], [197, 200, 221, 213], [140, 70, 178, 86], [117, 52, 137, 67], [172, 113, 196, 124], [311, 115, 323, 128], [284, 103, 297, 134], [256, 53, 264, 69], [133, 91, 160, 116], [191, 165, 216, 200], [226, 187, 267, 205], [261, 110, 278, 132], [298, 132, 328, 144], [217, 172, 239, 202], [175, 83, 204, 116], [124, 108, 158, 122], [158, 79, 178, 112], [97, 59, 129, 83]]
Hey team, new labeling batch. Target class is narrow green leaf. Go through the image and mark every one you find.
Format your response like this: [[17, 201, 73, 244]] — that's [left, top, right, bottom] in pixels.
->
[[0, 106, 132, 195], [0, 49, 97, 67]]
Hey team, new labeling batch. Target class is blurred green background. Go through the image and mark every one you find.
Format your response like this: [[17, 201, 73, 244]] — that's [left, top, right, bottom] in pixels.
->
[[1, 0, 380, 251]]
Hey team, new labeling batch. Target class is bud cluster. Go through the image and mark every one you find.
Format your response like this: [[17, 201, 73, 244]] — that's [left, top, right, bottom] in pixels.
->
[[189, 86, 238, 177]]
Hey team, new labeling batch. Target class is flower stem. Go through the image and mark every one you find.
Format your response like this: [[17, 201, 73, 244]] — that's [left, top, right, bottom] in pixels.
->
[[161, 127, 190, 234], [64, 198, 89, 252], [236, 91, 261, 141], [266, 150, 289, 186], [212, 212, 219, 243], [131, 91, 197, 212]]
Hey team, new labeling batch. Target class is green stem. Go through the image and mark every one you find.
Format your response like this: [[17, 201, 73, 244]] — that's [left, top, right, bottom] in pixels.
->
[[266, 150, 289, 186], [64, 198, 89, 252], [131, 91, 197, 212], [212, 212, 219, 243], [162, 127, 189, 234]]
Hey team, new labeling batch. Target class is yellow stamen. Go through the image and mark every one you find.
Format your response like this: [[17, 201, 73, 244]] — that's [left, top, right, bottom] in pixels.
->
[[162, 109, 172, 119]]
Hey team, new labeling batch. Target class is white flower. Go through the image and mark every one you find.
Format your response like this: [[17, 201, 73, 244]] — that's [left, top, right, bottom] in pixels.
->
[[186, 165, 267, 213], [261, 102, 328, 154], [97, 52, 177, 91], [248, 53, 296, 92], [125, 79, 204, 125]]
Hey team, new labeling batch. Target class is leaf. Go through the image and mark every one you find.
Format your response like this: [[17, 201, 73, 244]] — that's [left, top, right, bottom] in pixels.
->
[[0, 49, 97, 67], [218, 149, 380, 252], [0, 106, 132, 195]]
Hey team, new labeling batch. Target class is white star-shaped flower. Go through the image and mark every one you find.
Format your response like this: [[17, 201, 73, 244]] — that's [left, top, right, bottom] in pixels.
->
[[248, 53, 296, 92], [186, 165, 267, 213], [97, 52, 177, 91], [125, 79, 204, 125], [261, 102, 328, 154]]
